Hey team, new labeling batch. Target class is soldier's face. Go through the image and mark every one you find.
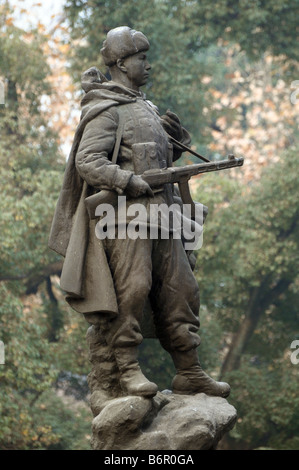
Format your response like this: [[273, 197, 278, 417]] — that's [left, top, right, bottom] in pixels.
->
[[123, 51, 151, 89]]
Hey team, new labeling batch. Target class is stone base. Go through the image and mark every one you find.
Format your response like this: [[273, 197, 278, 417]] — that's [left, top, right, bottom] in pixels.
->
[[90, 391, 237, 450]]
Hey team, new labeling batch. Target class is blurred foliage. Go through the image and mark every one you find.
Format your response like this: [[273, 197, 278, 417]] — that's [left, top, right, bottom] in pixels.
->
[[226, 360, 299, 450], [193, 147, 299, 448], [0, 0, 298, 451], [31, 390, 91, 450], [195, 147, 299, 338], [0, 285, 58, 449], [193, 0, 299, 64], [0, 14, 64, 284], [0, 3, 90, 450]]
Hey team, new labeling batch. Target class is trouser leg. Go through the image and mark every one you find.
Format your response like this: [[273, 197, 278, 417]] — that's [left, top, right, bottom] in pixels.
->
[[103, 235, 153, 348], [102, 235, 157, 397], [150, 237, 230, 397], [150, 236, 201, 352]]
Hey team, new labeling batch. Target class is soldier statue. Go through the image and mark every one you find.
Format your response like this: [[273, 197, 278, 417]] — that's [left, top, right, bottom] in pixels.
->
[[49, 26, 230, 399]]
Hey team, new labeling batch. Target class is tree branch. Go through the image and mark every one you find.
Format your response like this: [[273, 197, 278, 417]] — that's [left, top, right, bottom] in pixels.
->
[[25, 261, 63, 294], [0, 261, 63, 288]]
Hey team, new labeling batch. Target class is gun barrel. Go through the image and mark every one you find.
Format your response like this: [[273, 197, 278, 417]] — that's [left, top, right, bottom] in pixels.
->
[[142, 156, 244, 187]]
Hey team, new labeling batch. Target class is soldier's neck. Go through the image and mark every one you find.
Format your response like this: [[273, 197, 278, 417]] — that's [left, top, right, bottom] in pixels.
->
[[109, 70, 140, 93]]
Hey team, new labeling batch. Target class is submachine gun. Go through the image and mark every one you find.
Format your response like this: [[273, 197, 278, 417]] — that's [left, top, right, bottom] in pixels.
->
[[85, 136, 244, 220]]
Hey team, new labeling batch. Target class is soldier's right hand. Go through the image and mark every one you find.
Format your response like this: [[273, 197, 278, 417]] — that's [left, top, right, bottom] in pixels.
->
[[126, 175, 154, 198]]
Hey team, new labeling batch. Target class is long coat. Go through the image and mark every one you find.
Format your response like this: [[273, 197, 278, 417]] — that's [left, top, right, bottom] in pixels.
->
[[48, 84, 138, 316]]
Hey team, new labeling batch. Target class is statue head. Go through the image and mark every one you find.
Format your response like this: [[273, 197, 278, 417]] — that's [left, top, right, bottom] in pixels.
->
[[101, 26, 151, 91], [101, 26, 150, 66]]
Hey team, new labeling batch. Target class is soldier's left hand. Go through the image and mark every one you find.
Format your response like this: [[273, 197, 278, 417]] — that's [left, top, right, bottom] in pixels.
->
[[160, 109, 184, 141]]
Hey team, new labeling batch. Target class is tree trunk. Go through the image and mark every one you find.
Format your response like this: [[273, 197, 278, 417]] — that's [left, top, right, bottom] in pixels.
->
[[219, 278, 292, 379], [46, 275, 63, 342], [219, 306, 262, 379]]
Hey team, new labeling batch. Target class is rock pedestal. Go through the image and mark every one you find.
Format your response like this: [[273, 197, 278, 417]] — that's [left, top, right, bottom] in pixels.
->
[[87, 325, 237, 451]]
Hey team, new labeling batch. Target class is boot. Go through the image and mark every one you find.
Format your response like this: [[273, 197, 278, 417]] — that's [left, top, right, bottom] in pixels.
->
[[171, 349, 230, 398], [114, 347, 158, 398]]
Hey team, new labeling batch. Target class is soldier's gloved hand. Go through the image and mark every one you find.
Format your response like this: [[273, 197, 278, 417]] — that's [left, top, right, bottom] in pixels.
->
[[160, 109, 184, 141], [126, 175, 154, 198]]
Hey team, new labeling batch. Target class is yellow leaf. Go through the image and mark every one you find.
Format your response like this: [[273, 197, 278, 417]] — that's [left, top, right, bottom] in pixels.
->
[[59, 44, 70, 54]]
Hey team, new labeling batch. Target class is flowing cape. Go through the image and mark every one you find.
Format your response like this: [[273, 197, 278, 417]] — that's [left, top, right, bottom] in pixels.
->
[[48, 84, 137, 315]]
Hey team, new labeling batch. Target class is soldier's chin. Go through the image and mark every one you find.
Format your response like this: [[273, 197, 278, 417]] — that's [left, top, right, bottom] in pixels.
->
[[140, 77, 149, 86]]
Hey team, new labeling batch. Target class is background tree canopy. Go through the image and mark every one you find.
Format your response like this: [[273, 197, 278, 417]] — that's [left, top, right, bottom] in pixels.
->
[[0, 0, 298, 450]]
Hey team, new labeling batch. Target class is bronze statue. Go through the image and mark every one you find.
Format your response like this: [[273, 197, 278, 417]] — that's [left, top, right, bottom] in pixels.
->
[[49, 26, 239, 400]]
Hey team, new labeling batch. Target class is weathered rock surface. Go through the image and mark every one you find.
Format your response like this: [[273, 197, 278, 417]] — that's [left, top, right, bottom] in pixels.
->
[[87, 324, 237, 450], [90, 391, 237, 450]]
